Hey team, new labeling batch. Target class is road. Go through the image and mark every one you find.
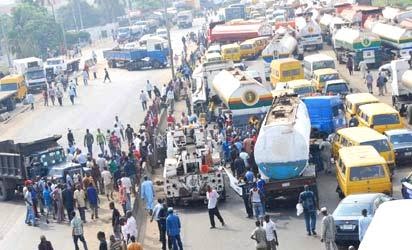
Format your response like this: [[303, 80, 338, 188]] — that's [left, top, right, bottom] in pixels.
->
[[0, 18, 203, 249]]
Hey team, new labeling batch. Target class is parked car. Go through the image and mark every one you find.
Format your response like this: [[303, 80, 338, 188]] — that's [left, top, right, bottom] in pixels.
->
[[401, 171, 412, 199], [333, 193, 393, 245], [384, 129, 412, 165]]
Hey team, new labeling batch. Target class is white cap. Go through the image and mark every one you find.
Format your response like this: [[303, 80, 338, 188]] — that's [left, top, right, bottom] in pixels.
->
[[321, 207, 327, 212]]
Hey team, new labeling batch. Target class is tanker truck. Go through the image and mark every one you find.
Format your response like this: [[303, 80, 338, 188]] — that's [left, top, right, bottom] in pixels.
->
[[253, 95, 317, 204], [369, 22, 412, 59], [262, 34, 304, 79], [391, 59, 412, 124], [295, 16, 323, 51], [333, 27, 383, 70]]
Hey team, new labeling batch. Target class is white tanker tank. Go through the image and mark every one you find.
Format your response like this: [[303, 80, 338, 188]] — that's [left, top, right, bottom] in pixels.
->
[[254, 95, 311, 180], [295, 16, 323, 50], [391, 59, 412, 124]]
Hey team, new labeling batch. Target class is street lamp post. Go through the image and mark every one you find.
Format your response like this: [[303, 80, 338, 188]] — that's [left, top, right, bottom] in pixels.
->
[[163, 0, 175, 80]]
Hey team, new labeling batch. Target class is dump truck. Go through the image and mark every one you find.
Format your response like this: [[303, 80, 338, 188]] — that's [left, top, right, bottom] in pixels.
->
[[12, 57, 46, 91], [0, 135, 82, 201], [103, 37, 169, 70]]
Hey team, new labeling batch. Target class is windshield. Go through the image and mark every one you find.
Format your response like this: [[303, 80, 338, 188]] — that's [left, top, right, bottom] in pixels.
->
[[0, 83, 18, 91], [319, 73, 339, 83], [47, 60, 62, 65], [47, 167, 63, 177], [373, 114, 400, 126], [390, 133, 412, 144], [118, 28, 129, 34], [225, 48, 239, 53], [282, 69, 301, 77], [39, 149, 66, 167], [240, 44, 253, 50], [334, 203, 372, 217], [313, 60, 335, 71], [295, 86, 315, 96], [350, 165, 386, 181], [26, 70, 45, 80], [360, 139, 390, 152], [327, 83, 349, 94]]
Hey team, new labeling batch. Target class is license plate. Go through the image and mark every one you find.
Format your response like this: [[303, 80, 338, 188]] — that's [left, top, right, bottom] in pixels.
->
[[282, 182, 290, 187], [341, 225, 354, 230], [405, 152, 412, 156]]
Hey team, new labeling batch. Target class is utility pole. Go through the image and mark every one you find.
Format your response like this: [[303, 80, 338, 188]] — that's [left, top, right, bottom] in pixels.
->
[[75, 0, 84, 30], [0, 19, 11, 68], [163, 0, 175, 79]]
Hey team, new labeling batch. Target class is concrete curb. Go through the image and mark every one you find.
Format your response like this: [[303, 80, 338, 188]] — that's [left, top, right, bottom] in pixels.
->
[[3, 105, 31, 124]]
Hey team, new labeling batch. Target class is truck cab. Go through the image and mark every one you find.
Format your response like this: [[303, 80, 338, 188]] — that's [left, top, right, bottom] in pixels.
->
[[323, 79, 350, 97], [177, 10, 193, 29], [45, 57, 66, 76], [0, 74, 27, 101], [13, 57, 46, 91]]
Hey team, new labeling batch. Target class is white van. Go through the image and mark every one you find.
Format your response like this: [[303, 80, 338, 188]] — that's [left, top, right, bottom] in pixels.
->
[[359, 199, 412, 250], [303, 53, 336, 79]]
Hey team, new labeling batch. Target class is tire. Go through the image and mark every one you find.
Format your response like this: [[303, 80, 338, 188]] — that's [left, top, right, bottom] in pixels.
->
[[407, 105, 412, 125], [152, 61, 161, 69], [336, 185, 345, 199], [0, 180, 10, 201]]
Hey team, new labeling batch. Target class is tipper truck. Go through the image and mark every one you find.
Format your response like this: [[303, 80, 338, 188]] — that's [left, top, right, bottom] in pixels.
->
[[13, 57, 46, 91], [333, 27, 383, 69], [253, 95, 317, 204], [0, 135, 82, 201], [391, 59, 412, 124], [103, 37, 169, 70]]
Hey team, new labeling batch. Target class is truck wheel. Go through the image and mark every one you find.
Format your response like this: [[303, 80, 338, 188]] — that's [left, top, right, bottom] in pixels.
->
[[152, 61, 161, 69], [336, 185, 345, 199], [0, 180, 10, 201], [407, 105, 412, 125]]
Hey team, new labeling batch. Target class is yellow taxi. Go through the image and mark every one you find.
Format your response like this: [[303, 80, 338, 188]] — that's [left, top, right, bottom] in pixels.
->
[[311, 68, 340, 91], [336, 145, 392, 198], [221, 43, 241, 62], [357, 103, 403, 133], [344, 93, 379, 121], [332, 127, 396, 171]]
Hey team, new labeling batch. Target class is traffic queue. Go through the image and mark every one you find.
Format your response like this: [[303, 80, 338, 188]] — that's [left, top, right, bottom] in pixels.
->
[[185, 1, 412, 249]]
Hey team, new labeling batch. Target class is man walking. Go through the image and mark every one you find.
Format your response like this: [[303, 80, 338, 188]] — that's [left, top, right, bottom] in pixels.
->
[[73, 185, 86, 223], [319, 137, 332, 174], [250, 220, 267, 250], [320, 207, 338, 250], [102, 167, 114, 201], [346, 56, 353, 76], [298, 185, 318, 236], [67, 129, 75, 147], [110, 202, 122, 240], [358, 209, 372, 242], [365, 71, 373, 94], [166, 207, 183, 250], [86, 183, 98, 220], [139, 90, 149, 111], [206, 185, 225, 229], [82, 70, 88, 86], [250, 183, 265, 222], [71, 211, 89, 250], [96, 128, 106, 154], [377, 72, 385, 96], [103, 68, 111, 83], [146, 80, 154, 99], [69, 86, 76, 105], [263, 215, 279, 250], [84, 129, 94, 156], [141, 176, 155, 214], [114, 116, 125, 141], [62, 184, 75, 221], [125, 124, 134, 146], [151, 199, 164, 241]]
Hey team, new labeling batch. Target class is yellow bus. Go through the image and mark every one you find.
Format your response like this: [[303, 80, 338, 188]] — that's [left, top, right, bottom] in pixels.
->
[[344, 93, 379, 121], [270, 58, 303, 87], [221, 43, 241, 62], [357, 103, 404, 133]]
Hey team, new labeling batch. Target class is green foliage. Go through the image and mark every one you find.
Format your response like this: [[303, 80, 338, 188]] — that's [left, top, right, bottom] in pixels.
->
[[57, 1, 103, 30], [134, 0, 163, 10], [372, 0, 412, 7], [7, 3, 62, 59], [65, 31, 91, 47]]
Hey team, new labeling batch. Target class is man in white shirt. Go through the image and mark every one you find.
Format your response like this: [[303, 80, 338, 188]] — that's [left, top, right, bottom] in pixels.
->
[[114, 116, 125, 140], [263, 215, 279, 250], [96, 154, 107, 172], [206, 185, 225, 229], [146, 80, 154, 99], [151, 198, 164, 241], [73, 185, 86, 222], [101, 167, 113, 201], [126, 211, 138, 240], [358, 209, 372, 242], [239, 148, 250, 168], [121, 174, 132, 208]]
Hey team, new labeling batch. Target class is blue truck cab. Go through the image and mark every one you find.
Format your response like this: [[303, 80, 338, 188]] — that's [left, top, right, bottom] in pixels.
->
[[302, 96, 346, 137]]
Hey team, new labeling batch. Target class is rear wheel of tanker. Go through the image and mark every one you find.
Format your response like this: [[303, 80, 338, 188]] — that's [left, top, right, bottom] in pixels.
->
[[407, 105, 412, 125], [336, 185, 345, 200], [0, 180, 10, 201]]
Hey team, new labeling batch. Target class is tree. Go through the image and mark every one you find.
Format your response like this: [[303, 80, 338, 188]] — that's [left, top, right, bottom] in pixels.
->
[[94, 0, 126, 23], [134, 0, 163, 10], [7, 3, 62, 58], [57, 1, 103, 30]]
